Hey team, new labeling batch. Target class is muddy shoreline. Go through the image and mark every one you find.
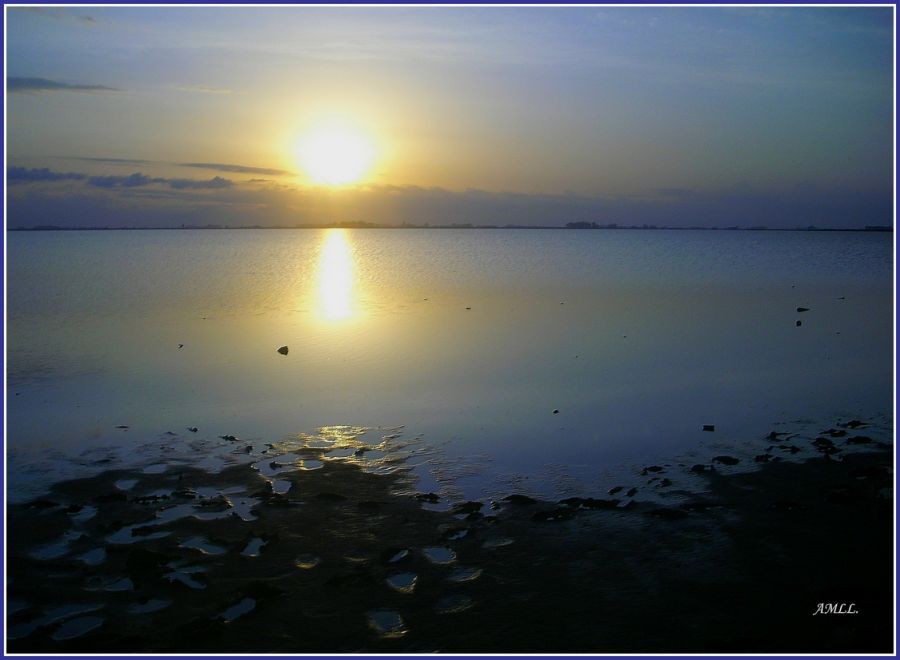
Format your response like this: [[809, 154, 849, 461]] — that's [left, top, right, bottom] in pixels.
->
[[7, 423, 894, 653]]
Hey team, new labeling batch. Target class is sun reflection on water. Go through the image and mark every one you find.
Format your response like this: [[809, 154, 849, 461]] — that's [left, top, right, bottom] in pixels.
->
[[317, 229, 354, 320]]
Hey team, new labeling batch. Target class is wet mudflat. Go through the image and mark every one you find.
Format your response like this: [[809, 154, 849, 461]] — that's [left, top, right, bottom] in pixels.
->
[[7, 426, 893, 653]]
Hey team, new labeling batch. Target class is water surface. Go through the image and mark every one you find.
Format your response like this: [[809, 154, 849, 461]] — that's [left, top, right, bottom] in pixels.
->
[[7, 228, 893, 501]]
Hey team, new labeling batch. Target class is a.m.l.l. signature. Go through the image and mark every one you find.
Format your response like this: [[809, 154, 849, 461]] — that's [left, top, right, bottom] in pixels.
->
[[813, 603, 858, 615]]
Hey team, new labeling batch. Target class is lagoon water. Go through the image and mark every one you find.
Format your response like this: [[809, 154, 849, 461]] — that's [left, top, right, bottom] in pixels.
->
[[6, 228, 893, 502]]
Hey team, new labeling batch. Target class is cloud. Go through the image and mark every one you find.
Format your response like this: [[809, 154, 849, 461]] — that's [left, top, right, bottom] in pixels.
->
[[168, 176, 233, 190], [16, 8, 95, 23], [8, 166, 86, 182], [181, 162, 291, 176], [87, 173, 160, 188], [7, 77, 121, 93]]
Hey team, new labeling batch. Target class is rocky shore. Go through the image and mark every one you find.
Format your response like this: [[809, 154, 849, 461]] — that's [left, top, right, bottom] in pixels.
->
[[7, 421, 893, 653]]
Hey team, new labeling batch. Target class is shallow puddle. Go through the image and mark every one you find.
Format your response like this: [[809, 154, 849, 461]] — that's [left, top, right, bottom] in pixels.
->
[[447, 567, 482, 583], [366, 609, 407, 638], [435, 595, 474, 614], [422, 546, 456, 564], [127, 599, 172, 615], [50, 616, 104, 641], [180, 536, 226, 555], [241, 537, 266, 558], [385, 572, 417, 594], [218, 598, 256, 623]]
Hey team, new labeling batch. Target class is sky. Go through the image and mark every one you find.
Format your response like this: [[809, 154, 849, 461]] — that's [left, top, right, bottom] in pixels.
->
[[5, 6, 895, 229]]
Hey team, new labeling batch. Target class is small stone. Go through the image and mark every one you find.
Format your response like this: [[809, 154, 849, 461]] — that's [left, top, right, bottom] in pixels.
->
[[796, 320, 802, 327], [797, 307, 810, 312], [702, 424, 715, 432], [712, 455, 739, 465], [277, 345, 289, 355], [187, 427, 199, 433], [552, 409, 559, 414]]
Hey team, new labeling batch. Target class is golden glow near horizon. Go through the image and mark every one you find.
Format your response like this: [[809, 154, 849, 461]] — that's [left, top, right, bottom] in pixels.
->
[[317, 229, 355, 320], [296, 119, 376, 186]]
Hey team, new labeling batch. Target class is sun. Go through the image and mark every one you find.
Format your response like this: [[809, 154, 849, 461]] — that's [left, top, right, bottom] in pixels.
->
[[296, 119, 376, 186]]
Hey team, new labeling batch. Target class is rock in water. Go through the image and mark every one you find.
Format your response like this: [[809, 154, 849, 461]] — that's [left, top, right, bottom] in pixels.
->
[[796, 307, 810, 312], [702, 424, 715, 432], [277, 345, 289, 355]]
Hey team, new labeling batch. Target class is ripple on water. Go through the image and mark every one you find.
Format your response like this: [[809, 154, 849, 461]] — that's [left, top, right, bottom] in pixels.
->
[[385, 572, 417, 594], [84, 576, 133, 592], [51, 616, 105, 641], [30, 530, 84, 560], [115, 479, 138, 491], [422, 546, 456, 564], [481, 537, 515, 549], [295, 554, 321, 569], [366, 609, 407, 638]]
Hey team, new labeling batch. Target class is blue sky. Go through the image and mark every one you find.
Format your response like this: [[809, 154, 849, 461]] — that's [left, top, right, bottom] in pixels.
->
[[6, 6, 894, 228]]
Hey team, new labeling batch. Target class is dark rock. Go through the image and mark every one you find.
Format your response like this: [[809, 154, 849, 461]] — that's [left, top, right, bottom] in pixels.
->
[[712, 455, 739, 466], [503, 494, 537, 505], [552, 409, 559, 414], [646, 508, 688, 520], [796, 307, 810, 312], [702, 425, 715, 432], [219, 435, 238, 442], [415, 492, 441, 504], [178, 344, 184, 349], [277, 346, 289, 355], [766, 431, 787, 440], [581, 498, 620, 509], [812, 437, 835, 449], [846, 435, 873, 445], [126, 548, 172, 578], [607, 486, 623, 495], [532, 508, 576, 522], [849, 466, 885, 480], [689, 464, 709, 474], [314, 492, 348, 503], [27, 499, 60, 510], [754, 454, 772, 463], [187, 427, 199, 433], [840, 419, 866, 429], [93, 492, 128, 503], [640, 465, 665, 476], [821, 428, 847, 438], [778, 444, 801, 454], [116, 425, 130, 430], [625, 487, 638, 497], [796, 320, 802, 327]]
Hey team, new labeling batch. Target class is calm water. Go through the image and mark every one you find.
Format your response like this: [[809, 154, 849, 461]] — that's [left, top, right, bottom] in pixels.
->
[[6, 229, 894, 502]]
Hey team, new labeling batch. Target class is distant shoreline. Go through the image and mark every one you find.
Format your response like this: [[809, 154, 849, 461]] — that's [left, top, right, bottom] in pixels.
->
[[6, 225, 894, 233]]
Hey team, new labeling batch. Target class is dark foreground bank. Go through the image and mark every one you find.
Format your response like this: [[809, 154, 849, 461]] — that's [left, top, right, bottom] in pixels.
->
[[7, 426, 894, 653]]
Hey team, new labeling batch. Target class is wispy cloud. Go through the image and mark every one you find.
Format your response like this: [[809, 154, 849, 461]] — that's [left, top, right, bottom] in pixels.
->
[[69, 156, 156, 165], [8, 77, 121, 93], [181, 162, 291, 176], [9, 167, 233, 191], [174, 84, 235, 95], [16, 7, 95, 24]]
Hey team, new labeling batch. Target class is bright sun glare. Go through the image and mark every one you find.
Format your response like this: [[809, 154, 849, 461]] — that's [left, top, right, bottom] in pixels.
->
[[297, 120, 375, 186]]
